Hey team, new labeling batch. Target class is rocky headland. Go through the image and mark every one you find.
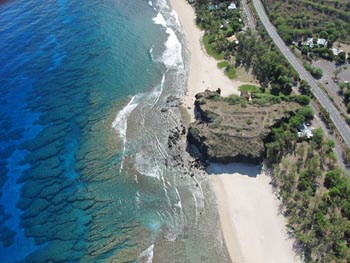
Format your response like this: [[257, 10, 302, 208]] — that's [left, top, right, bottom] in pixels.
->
[[187, 90, 301, 164]]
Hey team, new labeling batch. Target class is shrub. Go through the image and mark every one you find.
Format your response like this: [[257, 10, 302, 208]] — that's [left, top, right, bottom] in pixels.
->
[[217, 61, 229, 69], [225, 65, 237, 79], [289, 95, 310, 105], [247, 117, 253, 125], [238, 84, 261, 94], [224, 95, 243, 105], [203, 34, 224, 60]]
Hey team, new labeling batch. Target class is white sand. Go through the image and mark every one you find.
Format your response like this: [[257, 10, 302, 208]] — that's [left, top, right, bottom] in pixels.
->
[[209, 163, 301, 263], [169, 1, 301, 262], [170, 0, 250, 122]]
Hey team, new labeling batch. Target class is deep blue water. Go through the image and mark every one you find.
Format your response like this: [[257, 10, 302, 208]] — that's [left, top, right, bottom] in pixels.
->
[[0, 0, 167, 261]]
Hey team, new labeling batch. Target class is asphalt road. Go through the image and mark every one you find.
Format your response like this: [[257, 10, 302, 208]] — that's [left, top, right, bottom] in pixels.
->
[[252, 0, 350, 148], [242, 0, 256, 31]]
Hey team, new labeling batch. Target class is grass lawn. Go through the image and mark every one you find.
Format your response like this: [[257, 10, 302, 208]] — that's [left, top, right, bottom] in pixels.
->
[[225, 66, 237, 79], [203, 34, 225, 60], [217, 61, 229, 69], [238, 84, 261, 93]]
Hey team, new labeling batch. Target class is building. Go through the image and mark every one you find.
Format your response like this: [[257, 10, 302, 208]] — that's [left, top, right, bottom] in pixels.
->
[[228, 2, 237, 10], [297, 123, 314, 139], [221, 19, 229, 30], [317, 38, 327, 47], [227, 34, 239, 44], [303, 38, 327, 48]]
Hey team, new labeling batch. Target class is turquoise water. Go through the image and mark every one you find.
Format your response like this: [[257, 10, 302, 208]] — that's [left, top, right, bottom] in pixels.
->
[[0, 0, 230, 262]]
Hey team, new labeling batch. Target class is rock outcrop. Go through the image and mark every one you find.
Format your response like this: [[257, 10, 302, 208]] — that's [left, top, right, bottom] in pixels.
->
[[187, 90, 301, 164]]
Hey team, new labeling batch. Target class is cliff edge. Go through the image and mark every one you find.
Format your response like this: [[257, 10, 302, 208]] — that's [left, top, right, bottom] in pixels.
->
[[187, 90, 301, 164]]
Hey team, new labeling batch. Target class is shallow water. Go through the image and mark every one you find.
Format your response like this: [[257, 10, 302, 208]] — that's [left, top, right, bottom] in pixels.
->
[[0, 0, 230, 262]]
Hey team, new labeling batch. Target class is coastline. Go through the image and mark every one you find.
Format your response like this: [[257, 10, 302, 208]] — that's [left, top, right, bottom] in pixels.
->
[[169, 0, 246, 122], [169, 0, 301, 262]]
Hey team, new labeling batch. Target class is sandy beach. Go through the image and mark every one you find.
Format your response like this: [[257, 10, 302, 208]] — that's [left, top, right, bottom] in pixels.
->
[[170, 0, 249, 122], [169, 0, 301, 262], [209, 164, 300, 263]]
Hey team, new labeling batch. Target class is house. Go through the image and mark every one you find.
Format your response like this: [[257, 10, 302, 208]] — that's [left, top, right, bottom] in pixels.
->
[[228, 2, 237, 10], [303, 38, 328, 48], [332, 48, 349, 59], [208, 4, 220, 11], [227, 34, 239, 44], [221, 19, 229, 30], [297, 123, 314, 139], [332, 48, 342, 56], [317, 38, 327, 47], [303, 37, 314, 47]]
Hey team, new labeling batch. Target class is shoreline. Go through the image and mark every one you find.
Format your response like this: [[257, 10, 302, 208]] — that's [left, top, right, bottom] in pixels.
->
[[169, 0, 246, 122], [169, 0, 301, 262]]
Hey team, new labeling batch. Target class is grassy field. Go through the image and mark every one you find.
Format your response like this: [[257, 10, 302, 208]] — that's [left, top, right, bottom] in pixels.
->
[[203, 34, 225, 60], [217, 60, 229, 69], [238, 84, 261, 93]]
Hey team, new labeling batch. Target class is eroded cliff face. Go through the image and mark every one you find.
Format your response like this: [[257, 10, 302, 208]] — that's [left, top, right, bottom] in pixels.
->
[[187, 90, 300, 164]]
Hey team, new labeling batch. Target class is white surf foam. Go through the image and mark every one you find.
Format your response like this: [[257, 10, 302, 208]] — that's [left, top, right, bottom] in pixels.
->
[[162, 27, 183, 68], [149, 72, 166, 109], [135, 152, 161, 178], [152, 7, 184, 69], [112, 96, 139, 170], [152, 12, 167, 28], [138, 244, 154, 263]]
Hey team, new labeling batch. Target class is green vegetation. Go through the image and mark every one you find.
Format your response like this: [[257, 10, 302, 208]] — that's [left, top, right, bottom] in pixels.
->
[[273, 141, 350, 262], [303, 63, 323, 79], [266, 0, 350, 64], [203, 34, 225, 60], [192, 2, 350, 261], [236, 30, 298, 96], [265, 101, 350, 262], [247, 117, 253, 125], [251, 93, 281, 106], [217, 60, 229, 69], [238, 84, 261, 94], [222, 94, 245, 105], [299, 79, 312, 97], [225, 65, 236, 79], [266, 0, 350, 44], [339, 81, 350, 113]]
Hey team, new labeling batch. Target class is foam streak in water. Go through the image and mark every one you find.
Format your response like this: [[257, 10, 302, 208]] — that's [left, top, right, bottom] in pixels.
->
[[149, 72, 166, 109], [112, 96, 139, 170], [138, 244, 154, 263]]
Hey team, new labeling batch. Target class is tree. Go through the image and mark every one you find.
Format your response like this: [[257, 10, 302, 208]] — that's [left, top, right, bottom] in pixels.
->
[[336, 52, 346, 65], [301, 46, 309, 56], [312, 128, 324, 148], [271, 83, 282, 96], [344, 89, 350, 103], [298, 106, 314, 120], [311, 67, 323, 79], [299, 80, 312, 96]]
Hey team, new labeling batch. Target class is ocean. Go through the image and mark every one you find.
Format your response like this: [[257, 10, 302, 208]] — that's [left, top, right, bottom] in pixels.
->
[[0, 0, 229, 262]]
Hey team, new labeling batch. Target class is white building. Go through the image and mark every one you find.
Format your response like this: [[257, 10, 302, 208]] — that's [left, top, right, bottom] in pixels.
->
[[228, 2, 237, 10], [297, 123, 314, 139]]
